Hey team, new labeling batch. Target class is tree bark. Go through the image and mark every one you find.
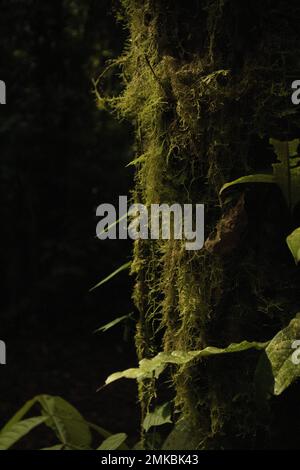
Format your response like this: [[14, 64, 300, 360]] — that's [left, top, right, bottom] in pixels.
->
[[117, 0, 300, 449]]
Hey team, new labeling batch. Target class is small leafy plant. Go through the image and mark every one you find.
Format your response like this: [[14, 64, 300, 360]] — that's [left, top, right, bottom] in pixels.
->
[[220, 138, 300, 211], [220, 138, 300, 263], [0, 395, 128, 451], [104, 315, 300, 400]]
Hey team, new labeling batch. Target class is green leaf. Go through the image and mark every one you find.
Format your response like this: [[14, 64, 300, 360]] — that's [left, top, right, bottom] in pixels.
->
[[90, 262, 131, 292], [255, 315, 300, 396], [286, 227, 300, 264], [220, 138, 300, 210], [38, 395, 92, 449], [94, 314, 131, 333], [220, 174, 275, 198], [86, 422, 111, 439], [143, 402, 172, 432], [0, 397, 38, 434], [97, 433, 127, 450], [271, 139, 300, 210], [0, 416, 47, 450], [105, 340, 268, 385], [88, 423, 128, 449], [126, 155, 146, 167]]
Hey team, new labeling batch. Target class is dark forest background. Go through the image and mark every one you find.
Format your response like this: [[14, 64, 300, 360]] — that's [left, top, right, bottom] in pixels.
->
[[0, 0, 139, 443]]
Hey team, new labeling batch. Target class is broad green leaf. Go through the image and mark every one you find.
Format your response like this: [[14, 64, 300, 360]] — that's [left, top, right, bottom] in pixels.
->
[[90, 262, 131, 292], [38, 395, 92, 449], [94, 314, 131, 333], [255, 315, 300, 396], [97, 433, 127, 450], [286, 227, 300, 264], [0, 397, 38, 434], [0, 416, 47, 450], [143, 402, 172, 432], [105, 340, 268, 385], [220, 138, 300, 210]]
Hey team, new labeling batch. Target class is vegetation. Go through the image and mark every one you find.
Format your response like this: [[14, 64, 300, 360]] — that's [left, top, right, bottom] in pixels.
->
[[95, 0, 300, 449], [2, 0, 300, 451], [0, 395, 128, 450]]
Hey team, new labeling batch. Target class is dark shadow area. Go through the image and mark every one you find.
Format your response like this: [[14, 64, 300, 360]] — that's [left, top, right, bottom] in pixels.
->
[[0, 0, 139, 441]]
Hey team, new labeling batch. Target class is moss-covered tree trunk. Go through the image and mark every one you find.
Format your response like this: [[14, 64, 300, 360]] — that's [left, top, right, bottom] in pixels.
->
[[116, 0, 300, 449]]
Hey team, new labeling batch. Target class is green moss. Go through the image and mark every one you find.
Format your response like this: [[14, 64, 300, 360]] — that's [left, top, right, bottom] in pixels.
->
[[100, 0, 300, 449]]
